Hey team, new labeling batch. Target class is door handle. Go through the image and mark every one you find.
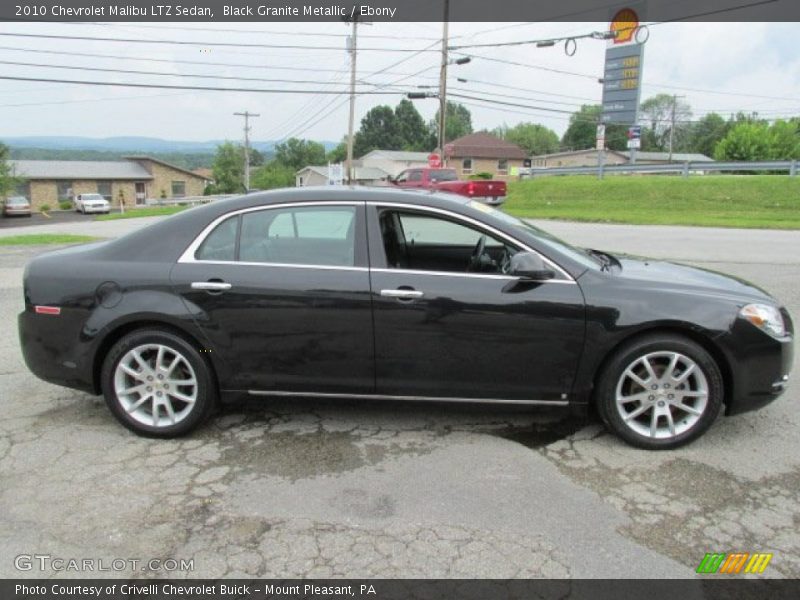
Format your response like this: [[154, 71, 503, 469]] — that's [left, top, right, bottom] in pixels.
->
[[380, 289, 424, 300], [191, 281, 232, 292]]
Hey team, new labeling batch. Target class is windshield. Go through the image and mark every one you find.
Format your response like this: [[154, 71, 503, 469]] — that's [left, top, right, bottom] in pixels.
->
[[83, 194, 105, 201], [466, 201, 602, 270], [6, 197, 28, 205], [429, 169, 458, 183]]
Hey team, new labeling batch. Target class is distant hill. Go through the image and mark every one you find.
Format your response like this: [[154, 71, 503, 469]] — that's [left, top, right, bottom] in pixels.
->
[[2, 136, 337, 154], [8, 148, 219, 170]]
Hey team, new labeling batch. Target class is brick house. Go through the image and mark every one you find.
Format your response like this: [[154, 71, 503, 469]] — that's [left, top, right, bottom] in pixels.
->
[[8, 156, 207, 211], [446, 133, 528, 181]]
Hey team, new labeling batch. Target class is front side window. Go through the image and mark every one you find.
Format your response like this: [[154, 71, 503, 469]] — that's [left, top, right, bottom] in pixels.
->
[[380, 210, 517, 274], [171, 181, 186, 198], [239, 205, 357, 266]]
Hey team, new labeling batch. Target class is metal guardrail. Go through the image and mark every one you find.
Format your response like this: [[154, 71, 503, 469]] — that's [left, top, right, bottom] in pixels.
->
[[521, 160, 798, 179]]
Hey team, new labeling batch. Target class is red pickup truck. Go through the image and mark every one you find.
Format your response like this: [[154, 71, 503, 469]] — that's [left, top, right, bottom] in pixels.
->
[[390, 168, 507, 206]]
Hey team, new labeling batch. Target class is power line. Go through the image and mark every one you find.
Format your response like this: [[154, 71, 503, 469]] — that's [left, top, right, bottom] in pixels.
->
[[0, 44, 429, 79], [454, 51, 598, 80], [0, 59, 407, 88], [0, 31, 437, 53], [447, 92, 576, 115], [0, 75, 409, 95]]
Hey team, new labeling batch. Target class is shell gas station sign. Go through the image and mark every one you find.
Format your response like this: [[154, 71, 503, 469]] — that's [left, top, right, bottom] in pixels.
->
[[601, 7, 646, 125]]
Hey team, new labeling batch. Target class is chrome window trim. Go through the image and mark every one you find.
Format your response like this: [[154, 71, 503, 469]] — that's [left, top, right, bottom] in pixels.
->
[[178, 198, 576, 284], [248, 389, 567, 406], [178, 201, 361, 266], [366, 200, 576, 283]]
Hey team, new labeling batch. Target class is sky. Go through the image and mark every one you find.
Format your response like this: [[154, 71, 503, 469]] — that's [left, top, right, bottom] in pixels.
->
[[0, 20, 798, 144]]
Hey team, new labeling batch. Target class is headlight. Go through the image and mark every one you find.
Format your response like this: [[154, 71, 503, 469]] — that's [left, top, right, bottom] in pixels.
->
[[739, 303, 786, 337]]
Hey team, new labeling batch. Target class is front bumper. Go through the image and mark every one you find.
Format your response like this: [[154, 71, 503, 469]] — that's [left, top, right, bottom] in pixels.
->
[[81, 204, 110, 213], [720, 319, 794, 416], [4, 208, 31, 216]]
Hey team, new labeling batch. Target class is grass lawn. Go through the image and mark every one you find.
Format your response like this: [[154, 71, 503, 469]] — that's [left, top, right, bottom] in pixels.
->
[[95, 205, 188, 220], [0, 234, 99, 246], [505, 175, 800, 229]]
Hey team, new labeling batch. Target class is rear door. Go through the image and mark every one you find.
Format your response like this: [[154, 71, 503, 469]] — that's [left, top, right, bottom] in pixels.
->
[[170, 201, 375, 394], [367, 203, 586, 402]]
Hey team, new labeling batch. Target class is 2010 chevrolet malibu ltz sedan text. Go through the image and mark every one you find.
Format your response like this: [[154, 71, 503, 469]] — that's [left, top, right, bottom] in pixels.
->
[[18, 188, 793, 449]]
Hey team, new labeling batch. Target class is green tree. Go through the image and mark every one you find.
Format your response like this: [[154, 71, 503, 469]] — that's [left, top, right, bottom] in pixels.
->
[[639, 94, 693, 151], [273, 138, 326, 171], [714, 122, 772, 161], [430, 101, 473, 146], [249, 148, 266, 167], [503, 122, 560, 156], [688, 113, 730, 158], [326, 139, 347, 163], [768, 119, 800, 160], [250, 162, 295, 190], [394, 99, 434, 151], [354, 105, 401, 157], [0, 143, 16, 197], [210, 142, 245, 194], [561, 105, 627, 151]]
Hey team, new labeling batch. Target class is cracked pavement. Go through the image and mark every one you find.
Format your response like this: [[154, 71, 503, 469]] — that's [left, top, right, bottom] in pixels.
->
[[0, 220, 798, 579]]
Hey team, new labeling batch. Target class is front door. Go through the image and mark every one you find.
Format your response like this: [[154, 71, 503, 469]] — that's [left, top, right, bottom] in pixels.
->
[[170, 202, 374, 394], [368, 205, 586, 401]]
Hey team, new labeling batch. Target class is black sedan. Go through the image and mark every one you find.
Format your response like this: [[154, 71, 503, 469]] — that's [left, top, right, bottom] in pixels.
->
[[19, 188, 793, 449]]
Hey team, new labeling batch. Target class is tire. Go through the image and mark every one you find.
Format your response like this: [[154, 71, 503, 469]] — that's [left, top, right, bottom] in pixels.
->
[[595, 334, 723, 450], [101, 328, 217, 438]]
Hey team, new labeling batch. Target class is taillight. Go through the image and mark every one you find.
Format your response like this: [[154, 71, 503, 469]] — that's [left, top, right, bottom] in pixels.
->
[[468, 182, 475, 195], [35, 306, 61, 315]]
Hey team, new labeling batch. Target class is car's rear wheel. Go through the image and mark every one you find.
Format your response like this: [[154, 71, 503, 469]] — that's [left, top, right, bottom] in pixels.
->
[[101, 329, 216, 437], [596, 334, 723, 449]]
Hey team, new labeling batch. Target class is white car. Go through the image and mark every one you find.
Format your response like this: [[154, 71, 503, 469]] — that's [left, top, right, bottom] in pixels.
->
[[74, 193, 110, 214]]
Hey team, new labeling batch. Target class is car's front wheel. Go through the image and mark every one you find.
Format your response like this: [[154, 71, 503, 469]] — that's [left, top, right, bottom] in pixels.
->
[[101, 329, 216, 437], [596, 334, 723, 450]]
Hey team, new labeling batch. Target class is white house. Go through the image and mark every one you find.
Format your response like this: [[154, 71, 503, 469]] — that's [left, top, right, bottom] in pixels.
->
[[295, 165, 390, 187], [358, 150, 431, 178]]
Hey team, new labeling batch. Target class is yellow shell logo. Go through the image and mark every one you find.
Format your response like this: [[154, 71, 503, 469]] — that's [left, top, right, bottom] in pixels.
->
[[610, 8, 639, 44]]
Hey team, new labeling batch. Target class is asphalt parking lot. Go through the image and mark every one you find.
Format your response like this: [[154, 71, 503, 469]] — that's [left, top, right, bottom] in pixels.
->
[[0, 217, 798, 579]]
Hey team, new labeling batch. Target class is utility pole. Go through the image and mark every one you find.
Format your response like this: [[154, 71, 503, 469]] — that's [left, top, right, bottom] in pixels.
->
[[234, 111, 259, 191], [667, 95, 684, 162], [438, 0, 450, 161], [345, 17, 359, 185]]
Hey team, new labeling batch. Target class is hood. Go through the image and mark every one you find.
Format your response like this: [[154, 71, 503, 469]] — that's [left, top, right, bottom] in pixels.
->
[[615, 255, 774, 303]]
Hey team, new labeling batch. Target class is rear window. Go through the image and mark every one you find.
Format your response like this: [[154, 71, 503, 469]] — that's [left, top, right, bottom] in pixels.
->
[[429, 169, 458, 182], [6, 197, 28, 205]]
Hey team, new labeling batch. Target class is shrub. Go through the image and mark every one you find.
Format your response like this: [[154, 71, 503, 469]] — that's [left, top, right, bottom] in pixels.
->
[[58, 200, 72, 210], [469, 172, 494, 180], [39, 204, 51, 213]]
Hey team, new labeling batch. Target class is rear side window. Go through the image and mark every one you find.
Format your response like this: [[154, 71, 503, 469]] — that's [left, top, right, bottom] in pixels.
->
[[240, 206, 357, 266], [195, 215, 238, 262]]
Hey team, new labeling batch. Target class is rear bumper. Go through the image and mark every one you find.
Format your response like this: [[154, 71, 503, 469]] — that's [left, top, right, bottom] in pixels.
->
[[720, 320, 794, 416], [18, 310, 96, 394], [473, 195, 506, 206], [4, 208, 31, 216]]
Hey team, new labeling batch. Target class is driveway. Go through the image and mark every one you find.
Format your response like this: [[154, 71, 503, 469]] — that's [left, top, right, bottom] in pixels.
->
[[0, 217, 798, 579]]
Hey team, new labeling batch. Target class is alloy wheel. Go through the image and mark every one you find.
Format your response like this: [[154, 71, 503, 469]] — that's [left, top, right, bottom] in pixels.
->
[[614, 351, 709, 440], [113, 343, 198, 428]]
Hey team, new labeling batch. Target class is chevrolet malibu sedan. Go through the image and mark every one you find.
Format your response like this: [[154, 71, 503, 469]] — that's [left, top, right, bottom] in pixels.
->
[[19, 188, 793, 449]]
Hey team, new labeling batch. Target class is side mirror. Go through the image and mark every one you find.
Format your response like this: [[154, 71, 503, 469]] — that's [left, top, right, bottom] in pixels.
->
[[509, 252, 555, 281]]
